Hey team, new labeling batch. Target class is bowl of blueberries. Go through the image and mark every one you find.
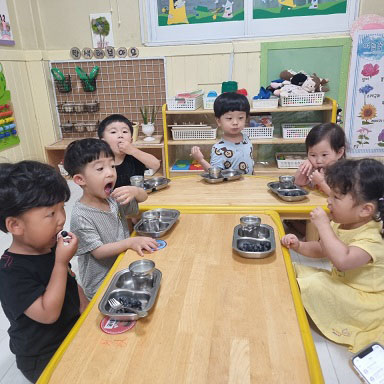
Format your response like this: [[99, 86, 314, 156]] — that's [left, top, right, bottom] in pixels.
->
[[267, 176, 308, 202], [232, 216, 275, 259]]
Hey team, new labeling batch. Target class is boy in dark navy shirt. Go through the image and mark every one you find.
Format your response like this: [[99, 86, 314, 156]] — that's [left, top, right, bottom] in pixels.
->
[[0, 161, 80, 383]]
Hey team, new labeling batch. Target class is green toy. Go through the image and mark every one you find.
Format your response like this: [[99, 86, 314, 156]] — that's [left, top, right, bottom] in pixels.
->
[[0, 63, 11, 105]]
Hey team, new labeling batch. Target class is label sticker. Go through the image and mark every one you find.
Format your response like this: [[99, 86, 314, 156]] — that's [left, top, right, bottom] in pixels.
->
[[100, 316, 136, 334], [156, 239, 167, 250]]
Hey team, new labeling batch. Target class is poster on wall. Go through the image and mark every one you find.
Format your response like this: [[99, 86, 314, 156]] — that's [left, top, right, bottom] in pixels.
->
[[252, 0, 346, 19], [345, 30, 384, 158], [144, 0, 359, 43], [0, 0, 14, 46], [157, 0, 244, 25], [89, 12, 115, 49]]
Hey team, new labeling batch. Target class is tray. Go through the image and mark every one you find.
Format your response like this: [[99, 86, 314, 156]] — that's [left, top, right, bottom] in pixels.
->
[[134, 208, 180, 238], [143, 177, 171, 193], [200, 169, 242, 184], [267, 181, 309, 202], [98, 267, 162, 321], [232, 223, 275, 259]]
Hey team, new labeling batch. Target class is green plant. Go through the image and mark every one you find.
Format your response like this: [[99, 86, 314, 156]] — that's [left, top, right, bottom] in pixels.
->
[[140, 105, 159, 124]]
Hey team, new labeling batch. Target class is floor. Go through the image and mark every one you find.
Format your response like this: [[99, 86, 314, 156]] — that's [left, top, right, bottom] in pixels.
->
[[0, 181, 360, 383]]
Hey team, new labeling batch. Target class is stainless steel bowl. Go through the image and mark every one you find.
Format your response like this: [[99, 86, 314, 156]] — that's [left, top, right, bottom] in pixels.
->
[[208, 167, 222, 179], [129, 259, 155, 277]]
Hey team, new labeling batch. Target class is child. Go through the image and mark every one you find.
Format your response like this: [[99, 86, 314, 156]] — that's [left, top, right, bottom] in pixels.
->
[[64, 138, 158, 300], [282, 158, 384, 352], [0, 161, 80, 383], [98, 114, 161, 188], [191, 92, 254, 174], [295, 122, 345, 195]]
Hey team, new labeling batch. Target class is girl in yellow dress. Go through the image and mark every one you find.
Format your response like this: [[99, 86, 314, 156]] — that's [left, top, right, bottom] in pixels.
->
[[282, 158, 384, 352]]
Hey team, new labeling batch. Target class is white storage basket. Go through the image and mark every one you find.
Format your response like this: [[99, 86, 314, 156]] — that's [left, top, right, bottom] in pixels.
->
[[279, 92, 324, 107], [242, 126, 274, 139], [282, 122, 320, 139], [171, 128, 217, 140], [252, 97, 279, 109], [167, 94, 203, 111], [276, 152, 307, 169], [203, 96, 217, 110]]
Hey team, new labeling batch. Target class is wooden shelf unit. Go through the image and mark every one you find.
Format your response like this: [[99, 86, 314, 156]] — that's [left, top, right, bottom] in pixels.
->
[[162, 98, 337, 177]]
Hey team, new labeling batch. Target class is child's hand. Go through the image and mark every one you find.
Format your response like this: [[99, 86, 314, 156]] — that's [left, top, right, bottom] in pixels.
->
[[191, 146, 204, 162], [56, 231, 78, 264], [111, 186, 140, 205], [129, 236, 158, 256], [310, 207, 329, 228], [118, 140, 136, 155], [298, 159, 313, 177], [309, 168, 325, 186], [281, 234, 300, 251]]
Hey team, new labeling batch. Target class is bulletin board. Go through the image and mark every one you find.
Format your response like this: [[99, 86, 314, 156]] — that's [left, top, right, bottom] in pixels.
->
[[260, 38, 352, 111], [50, 58, 167, 139]]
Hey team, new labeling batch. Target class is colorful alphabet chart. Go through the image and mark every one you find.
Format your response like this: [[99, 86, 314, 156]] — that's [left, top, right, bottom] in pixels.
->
[[345, 30, 384, 157]]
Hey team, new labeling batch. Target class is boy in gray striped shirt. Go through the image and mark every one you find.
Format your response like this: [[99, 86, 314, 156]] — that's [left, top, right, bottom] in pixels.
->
[[64, 139, 158, 300]]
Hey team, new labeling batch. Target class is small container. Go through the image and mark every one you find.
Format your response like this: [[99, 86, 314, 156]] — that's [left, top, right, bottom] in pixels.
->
[[240, 215, 261, 237], [132, 122, 139, 142], [74, 123, 85, 133], [130, 175, 144, 188], [129, 259, 155, 277], [208, 167, 222, 179], [279, 175, 295, 189]]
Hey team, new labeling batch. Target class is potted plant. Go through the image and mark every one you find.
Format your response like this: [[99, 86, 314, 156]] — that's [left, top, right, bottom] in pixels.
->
[[140, 105, 159, 142]]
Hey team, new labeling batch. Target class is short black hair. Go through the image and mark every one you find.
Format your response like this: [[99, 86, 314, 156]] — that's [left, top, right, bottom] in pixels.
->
[[305, 122, 346, 155], [326, 158, 384, 224], [213, 92, 250, 118], [64, 138, 114, 177], [98, 114, 133, 138], [0, 161, 70, 233]]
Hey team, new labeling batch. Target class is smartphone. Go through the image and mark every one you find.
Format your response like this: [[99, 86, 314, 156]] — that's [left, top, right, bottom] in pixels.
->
[[351, 342, 384, 384]]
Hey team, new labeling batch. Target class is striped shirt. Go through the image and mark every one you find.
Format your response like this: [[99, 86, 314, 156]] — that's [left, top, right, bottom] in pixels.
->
[[70, 197, 138, 300]]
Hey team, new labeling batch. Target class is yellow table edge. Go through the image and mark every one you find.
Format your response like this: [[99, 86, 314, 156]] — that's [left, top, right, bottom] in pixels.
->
[[38, 209, 324, 384]]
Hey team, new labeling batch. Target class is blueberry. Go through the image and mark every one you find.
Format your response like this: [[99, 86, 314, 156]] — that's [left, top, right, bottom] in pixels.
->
[[61, 230, 68, 237]]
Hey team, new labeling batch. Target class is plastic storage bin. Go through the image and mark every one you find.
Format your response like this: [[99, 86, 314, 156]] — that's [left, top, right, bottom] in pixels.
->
[[276, 152, 307, 169], [167, 94, 203, 111], [282, 122, 320, 139], [242, 126, 274, 139], [171, 127, 217, 140], [279, 92, 324, 107], [252, 97, 279, 109]]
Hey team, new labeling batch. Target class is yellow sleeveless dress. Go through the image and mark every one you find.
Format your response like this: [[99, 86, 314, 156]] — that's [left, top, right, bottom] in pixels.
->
[[295, 220, 384, 352]]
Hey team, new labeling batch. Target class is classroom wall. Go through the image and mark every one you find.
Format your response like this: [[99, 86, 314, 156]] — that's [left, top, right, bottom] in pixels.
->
[[0, 0, 380, 163]]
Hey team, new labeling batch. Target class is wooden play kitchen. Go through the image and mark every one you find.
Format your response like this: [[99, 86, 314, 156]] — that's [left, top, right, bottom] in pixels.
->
[[141, 174, 328, 240], [38, 212, 323, 383]]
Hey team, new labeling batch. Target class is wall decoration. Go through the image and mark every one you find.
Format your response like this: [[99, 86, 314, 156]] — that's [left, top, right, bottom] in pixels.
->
[[0, 0, 14, 46], [90, 12, 115, 49], [252, 0, 347, 20], [0, 63, 20, 151], [157, 0, 244, 26], [345, 29, 384, 157], [144, 0, 359, 43]]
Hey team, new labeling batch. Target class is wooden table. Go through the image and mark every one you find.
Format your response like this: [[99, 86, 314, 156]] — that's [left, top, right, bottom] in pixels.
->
[[40, 212, 323, 383], [142, 175, 328, 240]]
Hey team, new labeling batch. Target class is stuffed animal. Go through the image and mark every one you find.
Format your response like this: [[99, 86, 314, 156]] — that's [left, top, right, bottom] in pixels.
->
[[271, 69, 329, 96]]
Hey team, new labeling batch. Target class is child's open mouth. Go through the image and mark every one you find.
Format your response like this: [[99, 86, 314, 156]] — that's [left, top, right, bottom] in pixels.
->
[[104, 183, 113, 195]]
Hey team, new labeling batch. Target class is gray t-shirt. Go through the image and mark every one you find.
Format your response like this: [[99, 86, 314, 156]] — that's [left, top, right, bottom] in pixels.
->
[[70, 197, 138, 300], [210, 133, 254, 174]]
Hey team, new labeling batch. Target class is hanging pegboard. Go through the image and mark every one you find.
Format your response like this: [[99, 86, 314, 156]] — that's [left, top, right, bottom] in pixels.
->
[[50, 58, 167, 139]]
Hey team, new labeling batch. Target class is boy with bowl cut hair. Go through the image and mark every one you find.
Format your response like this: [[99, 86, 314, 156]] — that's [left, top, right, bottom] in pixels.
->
[[64, 138, 157, 300], [191, 92, 254, 174], [0, 160, 80, 383], [98, 113, 160, 188]]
